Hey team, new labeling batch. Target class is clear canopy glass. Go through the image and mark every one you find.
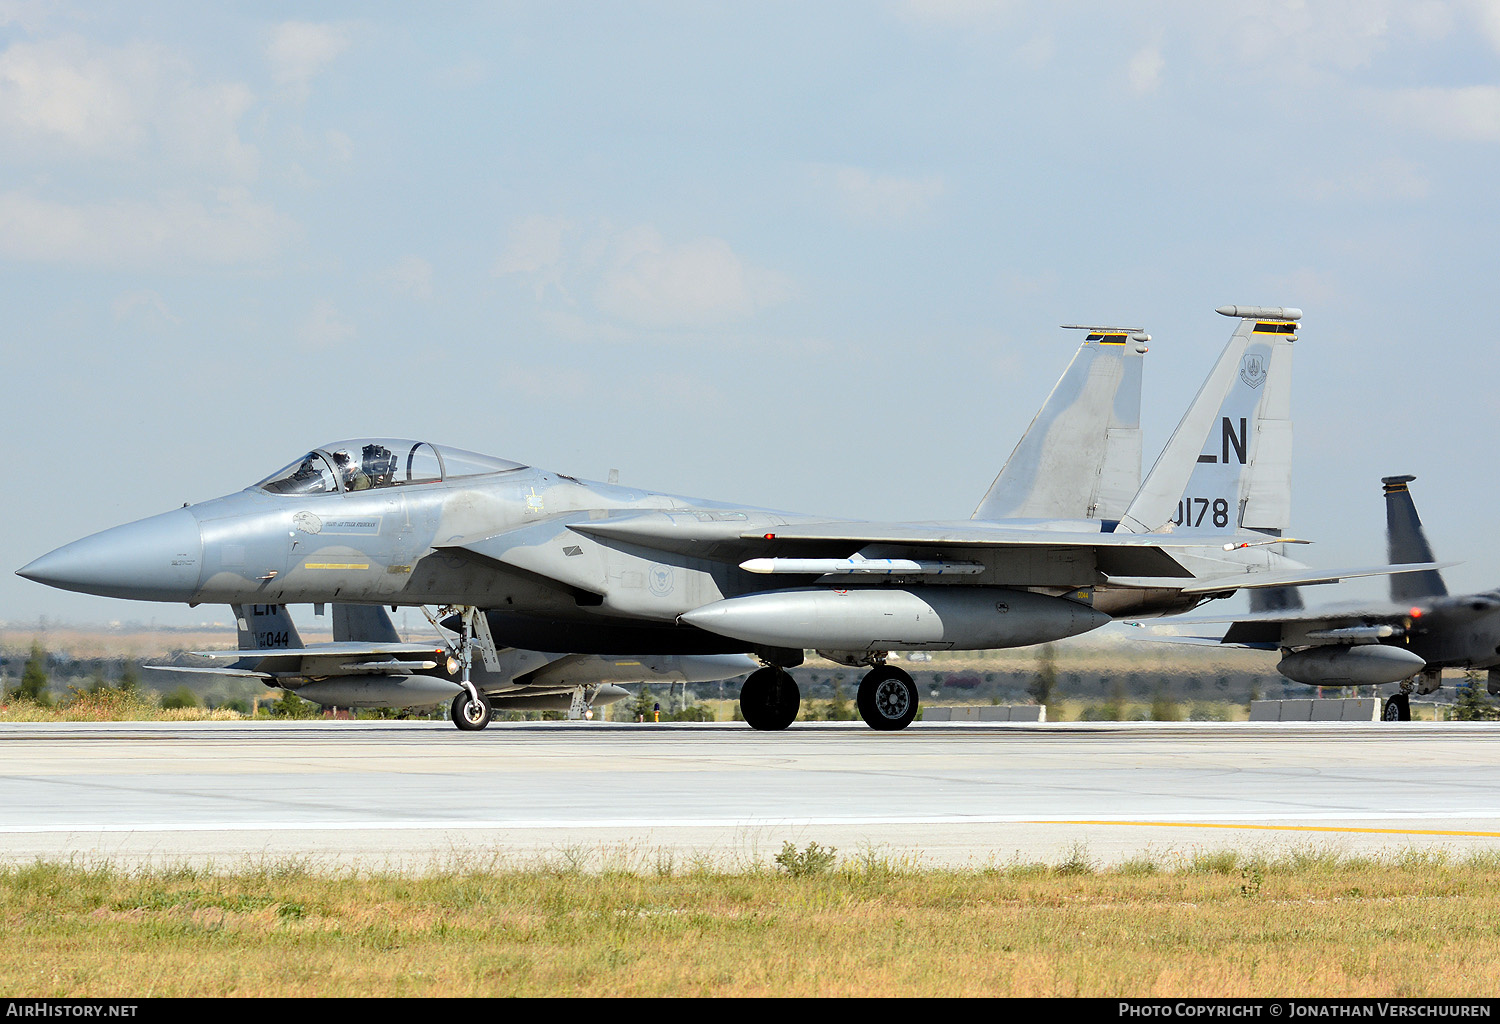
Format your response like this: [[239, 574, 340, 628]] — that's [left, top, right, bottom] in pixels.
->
[[257, 439, 524, 494]]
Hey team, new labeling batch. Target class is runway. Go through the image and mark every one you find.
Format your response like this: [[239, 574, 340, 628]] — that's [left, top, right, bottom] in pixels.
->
[[3, 719, 1500, 871]]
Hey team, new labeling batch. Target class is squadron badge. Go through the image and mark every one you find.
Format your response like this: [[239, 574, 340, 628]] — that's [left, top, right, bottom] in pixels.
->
[[1239, 353, 1267, 389]]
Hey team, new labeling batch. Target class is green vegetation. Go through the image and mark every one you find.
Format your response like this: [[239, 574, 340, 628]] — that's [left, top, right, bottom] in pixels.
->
[[1030, 642, 1057, 706], [1454, 670, 1500, 722], [18, 641, 51, 706], [4, 849, 1500, 996]]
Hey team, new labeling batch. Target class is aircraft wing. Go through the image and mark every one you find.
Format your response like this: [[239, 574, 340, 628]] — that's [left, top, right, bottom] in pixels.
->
[[572, 517, 1198, 578], [445, 512, 1444, 598]]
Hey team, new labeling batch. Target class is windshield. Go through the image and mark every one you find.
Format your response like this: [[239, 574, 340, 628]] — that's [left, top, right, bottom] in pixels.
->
[[257, 439, 525, 494]]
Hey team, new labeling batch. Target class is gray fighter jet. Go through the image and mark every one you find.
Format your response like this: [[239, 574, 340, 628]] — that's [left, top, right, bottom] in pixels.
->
[[1134, 475, 1490, 721], [147, 602, 757, 723], [20, 305, 1428, 732]]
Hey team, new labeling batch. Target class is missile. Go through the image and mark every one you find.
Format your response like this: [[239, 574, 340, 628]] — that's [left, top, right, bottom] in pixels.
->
[[292, 673, 461, 709], [1216, 305, 1302, 321], [1277, 645, 1425, 686], [740, 557, 984, 576], [679, 586, 1111, 652]]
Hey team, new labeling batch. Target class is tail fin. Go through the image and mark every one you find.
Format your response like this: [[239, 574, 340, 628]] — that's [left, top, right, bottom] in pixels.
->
[[1249, 583, 1304, 612], [1382, 475, 1448, 601], [233, 604, 303, 650], [972, 326, 1148, 523], [333, 604, 402, 643], [1117, 305, 1298, 536]]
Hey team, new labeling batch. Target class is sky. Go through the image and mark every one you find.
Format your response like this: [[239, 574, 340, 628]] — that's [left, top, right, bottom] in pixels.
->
[[4, 0, 1500, 628]]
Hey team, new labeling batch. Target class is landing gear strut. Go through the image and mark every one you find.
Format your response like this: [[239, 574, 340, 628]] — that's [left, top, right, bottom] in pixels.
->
[[432, 605, 492, 732], [857, 665, 919, 731], [739, 667, 800, 730]]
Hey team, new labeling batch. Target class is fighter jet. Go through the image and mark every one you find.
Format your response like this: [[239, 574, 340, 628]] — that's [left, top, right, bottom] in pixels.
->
[[1130, 475, 1489, 721], [19, 305, 1427, 732], [147, 602, 757, 725]]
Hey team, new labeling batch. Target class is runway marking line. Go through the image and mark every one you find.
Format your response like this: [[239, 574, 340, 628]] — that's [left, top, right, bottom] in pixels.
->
[[1055, 820, 1500, 839]]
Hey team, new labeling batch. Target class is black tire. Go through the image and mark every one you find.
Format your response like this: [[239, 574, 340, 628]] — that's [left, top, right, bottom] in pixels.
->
[[1382, 693, 1411, 722], [739, 667, 800, 730], [452, 690, 492, 731], [858, 666, 919, 731]]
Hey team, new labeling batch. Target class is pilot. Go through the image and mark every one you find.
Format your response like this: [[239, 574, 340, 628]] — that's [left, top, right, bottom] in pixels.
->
[[331, 450, 370, 491]]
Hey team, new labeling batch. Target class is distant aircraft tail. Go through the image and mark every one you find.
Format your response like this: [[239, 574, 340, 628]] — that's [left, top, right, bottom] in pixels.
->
[[1382, 475, 1448, 601], [972, 326, 1148, 523], [333, 604, 402, 643], [1117, 305, 1298, 537], [232, 604, 303, 650], [1248, 585, 1304, 612]]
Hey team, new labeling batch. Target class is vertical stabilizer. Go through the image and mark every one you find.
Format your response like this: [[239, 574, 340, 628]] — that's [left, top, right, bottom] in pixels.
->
[[1382, 475, 1447, 601], [1117, 306, 1298, 536], [1249, 580, 1305, 612], [972, 327, 1148, 523], [233, 604, 303, 650], [333, 604, 403, 643]]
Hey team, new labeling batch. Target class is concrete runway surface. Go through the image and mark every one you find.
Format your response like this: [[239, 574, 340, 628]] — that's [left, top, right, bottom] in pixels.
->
[[2, 719, 1499, 872]]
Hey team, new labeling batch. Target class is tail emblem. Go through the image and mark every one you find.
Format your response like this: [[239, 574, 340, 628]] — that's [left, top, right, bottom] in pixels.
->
[[1239, 354, 1267, 389]]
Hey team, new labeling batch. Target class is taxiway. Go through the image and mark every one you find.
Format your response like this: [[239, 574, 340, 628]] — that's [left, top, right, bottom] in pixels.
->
[[2, 720, 1497, 871]]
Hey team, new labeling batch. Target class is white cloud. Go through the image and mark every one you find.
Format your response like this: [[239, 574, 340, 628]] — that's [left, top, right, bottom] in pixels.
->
[[326, 129, 354, 162], [434, 56, 489, 89], [1127, 45, 1164, 94], [1298, 157, 1431, 201], [596, 227, 792, 328], [1464, 0, 1500, 52], [0, 36, 258, 178], [1386, 85, 1500, 141], [496, 218, 794, 332], [812, 165, 946, 225], [385, 255, 434, 300], [111, 290, 181, 327], [495, 215, 573, 277], [298, 301, 356, 347], [267, 21, 351, 96], [1014, 34, 1055, 70], [1213, 1, 1398, 73], [0, 188, 297, 268]]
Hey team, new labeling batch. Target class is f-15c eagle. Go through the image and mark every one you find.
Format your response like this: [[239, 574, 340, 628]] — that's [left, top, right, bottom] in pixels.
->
[[19, 306, 1434, 731]]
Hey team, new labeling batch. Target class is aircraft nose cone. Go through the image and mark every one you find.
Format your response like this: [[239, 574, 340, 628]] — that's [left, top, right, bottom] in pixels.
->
[[17, 507, 203, 602]]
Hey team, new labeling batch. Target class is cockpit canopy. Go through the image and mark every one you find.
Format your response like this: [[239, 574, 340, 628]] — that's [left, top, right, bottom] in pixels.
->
[[257, 439, 525, 495]]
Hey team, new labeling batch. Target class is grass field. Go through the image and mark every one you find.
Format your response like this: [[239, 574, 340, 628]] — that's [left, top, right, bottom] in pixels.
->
[[4, 848, 1500, 997]]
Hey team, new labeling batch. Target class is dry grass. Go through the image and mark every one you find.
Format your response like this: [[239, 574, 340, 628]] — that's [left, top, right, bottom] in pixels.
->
[[0, 693, 242, 723], [3, 848, 1500, 997]]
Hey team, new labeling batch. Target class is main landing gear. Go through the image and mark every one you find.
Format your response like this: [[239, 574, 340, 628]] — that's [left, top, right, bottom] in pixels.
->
[[857, 665, 919, 731], [739, 666, 801, 730], [737, 660, 922, 731], [1382, 692, 1411, 722]]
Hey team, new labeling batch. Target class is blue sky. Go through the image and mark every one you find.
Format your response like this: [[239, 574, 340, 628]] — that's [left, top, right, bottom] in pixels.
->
[[5, 1, 1500, 627]]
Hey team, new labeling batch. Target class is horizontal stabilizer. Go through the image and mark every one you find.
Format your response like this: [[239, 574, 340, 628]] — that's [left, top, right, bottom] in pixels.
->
[[190, 641, 447, 661], [1119, 631, 1280, 651], [144, 664, 273, 678]]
